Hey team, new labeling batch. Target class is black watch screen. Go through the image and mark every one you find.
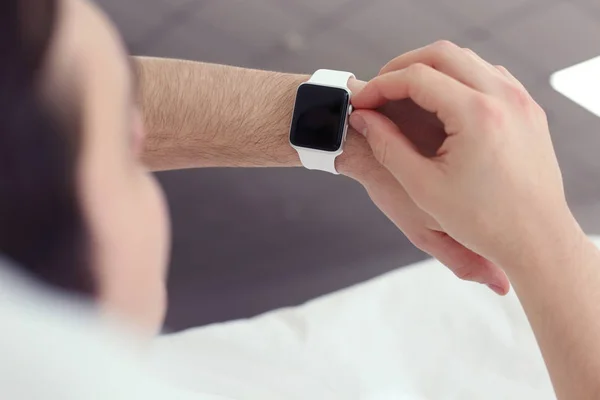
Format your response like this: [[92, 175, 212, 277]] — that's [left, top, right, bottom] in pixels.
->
[[290, 84, 350, 152]]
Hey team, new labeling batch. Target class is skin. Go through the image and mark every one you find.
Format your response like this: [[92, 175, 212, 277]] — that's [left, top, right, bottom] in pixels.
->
[[350, 40, 600, 400]]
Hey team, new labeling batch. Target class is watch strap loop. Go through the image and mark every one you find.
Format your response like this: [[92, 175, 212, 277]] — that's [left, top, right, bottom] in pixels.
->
[[297, 149, 339, 175]]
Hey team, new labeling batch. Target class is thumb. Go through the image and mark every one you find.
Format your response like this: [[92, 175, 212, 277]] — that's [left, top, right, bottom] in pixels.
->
[[349, 109, 436, 194]]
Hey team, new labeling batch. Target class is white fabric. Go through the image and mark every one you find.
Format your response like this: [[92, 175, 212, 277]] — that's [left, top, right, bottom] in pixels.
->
[[0, 265, 208, 399], [150, 255, 558, 400], [4, 238, 600, 399]]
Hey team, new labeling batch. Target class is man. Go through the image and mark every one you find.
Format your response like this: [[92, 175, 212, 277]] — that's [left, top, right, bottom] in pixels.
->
[[1, 0, 599, 398]]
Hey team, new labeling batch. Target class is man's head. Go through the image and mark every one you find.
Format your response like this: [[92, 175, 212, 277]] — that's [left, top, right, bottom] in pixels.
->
[[0, 0, 170, 335]]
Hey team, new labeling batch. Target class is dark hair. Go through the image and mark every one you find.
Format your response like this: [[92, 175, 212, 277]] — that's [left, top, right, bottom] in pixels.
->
[[0, 0, 95, 295]]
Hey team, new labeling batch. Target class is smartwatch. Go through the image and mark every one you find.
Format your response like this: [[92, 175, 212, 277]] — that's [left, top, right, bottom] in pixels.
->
[[289, 69, 355, 174]]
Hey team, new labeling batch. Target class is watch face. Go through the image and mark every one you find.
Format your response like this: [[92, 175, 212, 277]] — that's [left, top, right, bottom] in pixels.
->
[[290, 83, 350, 152]]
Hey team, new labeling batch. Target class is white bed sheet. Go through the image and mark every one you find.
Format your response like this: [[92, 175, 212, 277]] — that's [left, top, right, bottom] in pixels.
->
[[152, 238, 600, 399]]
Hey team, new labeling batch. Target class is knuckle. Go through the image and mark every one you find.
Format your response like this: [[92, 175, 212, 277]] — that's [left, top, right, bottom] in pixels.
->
[[504, 83, 531, 108], [433, 40, 459, 52], [453, 266, 476, 281], [404, 64, 429, 99], [406, 62, 428, 77], [431, 40, 459, 61], [501, 82, 548, 122], [472, 94, 505, 128], [404, 63, 429, 93], [463, 48, 478, 58]]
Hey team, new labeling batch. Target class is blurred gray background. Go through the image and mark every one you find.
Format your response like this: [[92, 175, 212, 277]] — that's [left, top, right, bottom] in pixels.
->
[[94, 0, 600, 331]]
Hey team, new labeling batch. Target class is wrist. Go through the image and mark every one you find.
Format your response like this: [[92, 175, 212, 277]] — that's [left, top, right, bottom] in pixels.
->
[[336, 128, 381, 181], [286, 74, 380, 180], [266, 72, 307, 168], [496, 207, 588, 279]]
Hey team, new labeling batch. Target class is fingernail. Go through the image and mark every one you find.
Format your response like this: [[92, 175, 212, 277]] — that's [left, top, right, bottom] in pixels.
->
[[487, 284, 504, 295], [349, 113, 367, 136], [347, 78, 367, 94]]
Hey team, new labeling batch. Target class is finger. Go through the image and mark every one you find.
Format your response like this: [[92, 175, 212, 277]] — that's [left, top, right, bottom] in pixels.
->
[[379, 41, 499, 93], [495, 65, 527, 90], [423, 231, 511, 295], [352, 65, 477, 131], [460, 47, 529, 92], [462, 48, 502, 76], [349, 109, 436, 195], [347, 77, 367, 95]]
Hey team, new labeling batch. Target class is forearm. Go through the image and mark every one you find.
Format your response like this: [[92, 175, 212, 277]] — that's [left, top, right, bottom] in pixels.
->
[[134, 57, 371, 177], [502, 215, 600, 400], [135, 57, 301, 170]]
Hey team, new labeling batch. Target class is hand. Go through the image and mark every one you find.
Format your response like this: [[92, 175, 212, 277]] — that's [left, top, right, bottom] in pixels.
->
[[349, 41, 573, 268], [341, 79, 510, 294]]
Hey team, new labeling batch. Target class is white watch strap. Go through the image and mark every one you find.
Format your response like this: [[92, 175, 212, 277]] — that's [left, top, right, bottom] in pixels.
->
[[296, 69, 354, 174], [308, 69, 355, 89], [297, 149, 338, 174]]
